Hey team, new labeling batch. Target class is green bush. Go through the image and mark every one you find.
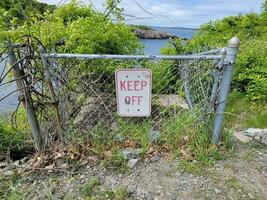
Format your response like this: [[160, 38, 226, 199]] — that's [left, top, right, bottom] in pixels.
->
[[162, 5, 267, 101], [0, 0, 142, 54], [0, 0, 143, 100]]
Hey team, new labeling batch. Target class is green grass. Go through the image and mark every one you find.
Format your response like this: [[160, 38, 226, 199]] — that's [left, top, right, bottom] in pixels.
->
[[0, 171, 33, 200], [178, 160, 203, 175], [78, 177, 129, 199], [79, 176, 101, 197], [117, 118, 151, 150], [101, 149, 129, 173], [3, 93, 264, 176], [0, 109, 32, 160], [225, 93, 267, 129], [176, 92, 266, 174]]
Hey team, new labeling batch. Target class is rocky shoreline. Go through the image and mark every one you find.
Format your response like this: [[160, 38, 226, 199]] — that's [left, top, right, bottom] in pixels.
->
[[133, 28, 178, 39]]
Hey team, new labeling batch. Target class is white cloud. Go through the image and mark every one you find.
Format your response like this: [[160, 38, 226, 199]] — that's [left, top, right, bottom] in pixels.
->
[[40, 0, 264, 27]]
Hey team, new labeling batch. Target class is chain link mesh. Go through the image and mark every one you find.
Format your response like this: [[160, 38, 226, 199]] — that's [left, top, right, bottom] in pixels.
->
[[0, 45, 225, 146], [45, 54, 224, 143]]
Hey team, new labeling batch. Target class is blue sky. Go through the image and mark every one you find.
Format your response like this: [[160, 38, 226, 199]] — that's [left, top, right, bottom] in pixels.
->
[[40, 0, 264, 28]]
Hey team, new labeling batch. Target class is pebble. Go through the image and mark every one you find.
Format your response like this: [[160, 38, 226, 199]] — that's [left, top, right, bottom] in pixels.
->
[[148, 130, 161, 143], [121, 149, 143, 160], [248, 193, 255, 199], [255, 136, 261, 141], [181, 181, 186, 185], [214, 188, 221, 194], [150, 155, 160, 163], [0, 162, 7, 168], [261, 137, 267, 145], [155, 190, 161, 195], [127, 159, 139, 169], [127, 185, 137, 195]]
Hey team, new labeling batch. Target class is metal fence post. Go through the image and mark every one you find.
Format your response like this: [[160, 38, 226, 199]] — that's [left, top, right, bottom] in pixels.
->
[[8, 48, 44, 151], [213, 37, 240, 144], [39, 46, 63, 143]]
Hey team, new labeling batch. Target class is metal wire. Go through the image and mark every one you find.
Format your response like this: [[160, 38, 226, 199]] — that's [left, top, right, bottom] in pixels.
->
[[42, 51, 224, 141], [1, 46, 225, 145]]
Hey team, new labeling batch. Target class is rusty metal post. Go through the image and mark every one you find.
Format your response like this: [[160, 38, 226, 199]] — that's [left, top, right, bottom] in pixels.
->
[[39, 46, 63, 143]]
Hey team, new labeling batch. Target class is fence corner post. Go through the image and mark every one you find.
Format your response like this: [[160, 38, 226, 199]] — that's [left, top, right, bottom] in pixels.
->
[[8, 47, 44, 152], [212, 37, 240, 144]]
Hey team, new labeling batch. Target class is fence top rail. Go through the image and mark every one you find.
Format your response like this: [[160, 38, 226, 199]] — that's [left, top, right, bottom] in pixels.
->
[[43, 53, 223, 60]]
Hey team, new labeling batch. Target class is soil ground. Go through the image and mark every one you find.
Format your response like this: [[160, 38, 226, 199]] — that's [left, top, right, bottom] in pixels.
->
[[1, 139, 266, 200]]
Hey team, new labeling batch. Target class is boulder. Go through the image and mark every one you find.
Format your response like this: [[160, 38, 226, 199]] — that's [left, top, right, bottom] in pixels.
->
[[234, 128, 267, 145], [155, 95, 189, 109]]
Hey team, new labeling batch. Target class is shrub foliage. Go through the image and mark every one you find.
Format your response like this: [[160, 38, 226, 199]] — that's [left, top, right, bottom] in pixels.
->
[[162, 1, 267, 101]]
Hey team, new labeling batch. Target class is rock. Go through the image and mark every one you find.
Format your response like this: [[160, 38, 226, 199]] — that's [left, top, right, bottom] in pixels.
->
[[111, 122, 120, 132], [234, 131, 253, 143], [243, 128, 267, 138], [106, 176, 117, 187], [127, 185, 137, 195], [148, 130, 161, 144], [73, 95, 117, 132], [121, 148, 143, 160], [13, 160, 20, 167], [214, 188, 221, 194], [3, 170, 12, 176], [114, 134, 124, 142], [255, 136, 262, 141], [150, 155, 160, 163], [134, 29, 178, 39], [248, 193, 255, 199], [261, 137, 267, 145], [127, 159, 139, 169], [55, 158, 65, 168], [155, 189, 161, 195], [242, 128, 267, 145], [19, 157, 29, 164], [156, 95, 189, 109], [0, 162, 7, 168], [73, 97, 97, 125]]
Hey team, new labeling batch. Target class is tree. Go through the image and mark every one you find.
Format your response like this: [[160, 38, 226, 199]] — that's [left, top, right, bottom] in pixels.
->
[[0, 0, 55, 26]]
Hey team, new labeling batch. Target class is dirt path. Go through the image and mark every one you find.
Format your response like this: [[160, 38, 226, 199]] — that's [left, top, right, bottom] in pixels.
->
[[1, 141, 266, 200]]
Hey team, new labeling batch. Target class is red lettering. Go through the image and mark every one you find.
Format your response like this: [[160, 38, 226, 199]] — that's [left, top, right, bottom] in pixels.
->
[[124, 96, 143, 106], [138, 96, 143, 105], [120, 81, 127, 91], [141, 81, 147, 91], [128, 81, 133, 91], [134, 81, 139, 91]]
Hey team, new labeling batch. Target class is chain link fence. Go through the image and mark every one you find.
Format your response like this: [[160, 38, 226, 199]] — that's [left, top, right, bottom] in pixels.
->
[[0, 37, 240, 151]]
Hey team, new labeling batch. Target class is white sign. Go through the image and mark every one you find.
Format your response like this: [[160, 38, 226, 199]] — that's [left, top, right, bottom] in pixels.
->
[[115, 69, 152, 117]]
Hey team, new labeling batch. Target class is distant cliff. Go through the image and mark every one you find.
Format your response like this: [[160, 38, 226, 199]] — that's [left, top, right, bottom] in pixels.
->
[[133, 29, 178, 39]]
